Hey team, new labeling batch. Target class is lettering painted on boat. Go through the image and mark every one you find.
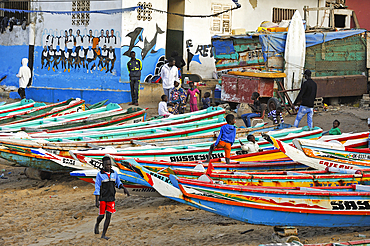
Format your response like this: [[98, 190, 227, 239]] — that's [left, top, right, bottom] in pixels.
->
[[88, 159, 103, 169], [45, 149, 60, 155], [62, 158, 75, 165], [348, 153, 370, 160], [331, 200, 370, 210], [319, 161, 353, 169], [131, 188, 156, 192], [149, 171, 170, 184], [133, 119, 142, 123], [169, 153, 223, 162]]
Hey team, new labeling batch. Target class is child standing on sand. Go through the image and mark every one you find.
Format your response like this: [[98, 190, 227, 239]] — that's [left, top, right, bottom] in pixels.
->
[[94, 156, 129, 240], [207, 114, 236, 164], [186, 81, 200, 112]]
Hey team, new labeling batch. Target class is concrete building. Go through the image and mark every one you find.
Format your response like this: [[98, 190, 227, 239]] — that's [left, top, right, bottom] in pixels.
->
[[0, 0, 327, 104]]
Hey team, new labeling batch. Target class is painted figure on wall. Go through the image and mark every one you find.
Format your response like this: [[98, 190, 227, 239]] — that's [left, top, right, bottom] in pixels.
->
[[39, 28, 121, 75]]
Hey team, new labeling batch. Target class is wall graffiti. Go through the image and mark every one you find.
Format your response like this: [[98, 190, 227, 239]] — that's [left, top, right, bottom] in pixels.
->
[[185, 39, 215, 70], [121, 23, 165, 83], [38, 28, 121, 75]]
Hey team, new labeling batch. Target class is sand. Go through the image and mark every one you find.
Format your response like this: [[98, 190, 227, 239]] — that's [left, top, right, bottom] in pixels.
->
[[1, 105, 370, 245]]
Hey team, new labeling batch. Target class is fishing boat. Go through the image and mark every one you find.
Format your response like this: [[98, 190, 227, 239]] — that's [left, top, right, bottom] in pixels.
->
[[265, 134, 370, 170], [28, 106, 225, 137], [23, 107, 147, 133], [0, 103, 122, 132], [0, 144, 95, 172], [128, 159, 370, 227], [69, 127, 323, 162], [0, 99, 43, 118], [0, 98, 85, 125]]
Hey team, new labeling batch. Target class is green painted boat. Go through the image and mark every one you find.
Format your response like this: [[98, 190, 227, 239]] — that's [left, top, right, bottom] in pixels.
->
[[23, 107, 147, 133], [0, 103, 122, 132], [30, 107, 225, 138], [0, 99, 43, 118], [0, 98, 84, 125]]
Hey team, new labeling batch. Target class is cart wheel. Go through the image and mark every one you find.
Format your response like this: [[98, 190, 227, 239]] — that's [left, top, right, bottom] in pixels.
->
[[267, 97, 281, 112]]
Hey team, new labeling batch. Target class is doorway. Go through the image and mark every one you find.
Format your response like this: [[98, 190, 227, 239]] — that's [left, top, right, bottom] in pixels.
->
[[165, 0, 185, 59]]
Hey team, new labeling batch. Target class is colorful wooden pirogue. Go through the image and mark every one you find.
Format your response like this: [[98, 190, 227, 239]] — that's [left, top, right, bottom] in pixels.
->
[[0, 98, 85, 125], [69, 127, 322, 162], [126, 159, 370, 227], [265, 134, 370, 170]]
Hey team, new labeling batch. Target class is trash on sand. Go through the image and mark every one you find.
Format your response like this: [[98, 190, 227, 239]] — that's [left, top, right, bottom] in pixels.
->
[[0, 173, 7, 179], [73, 186, 78, 189], [179, 217, 194, 221], [359, 234, 367, 238], [49, 195, 58, 198], [241, 229, 254, 234]]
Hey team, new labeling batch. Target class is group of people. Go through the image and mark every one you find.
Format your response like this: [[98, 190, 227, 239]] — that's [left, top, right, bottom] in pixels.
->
[[41, 29, 118, 73]]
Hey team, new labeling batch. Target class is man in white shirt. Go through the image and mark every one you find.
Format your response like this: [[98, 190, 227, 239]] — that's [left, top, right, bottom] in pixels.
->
[[16, 58, 31, 99], [158, 94, 172, 117], [241, 135, 262, 154], [160, 57, 178, 99]]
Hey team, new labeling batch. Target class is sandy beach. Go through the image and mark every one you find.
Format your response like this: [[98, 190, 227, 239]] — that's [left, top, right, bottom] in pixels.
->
[[1, 105, 370, 245]]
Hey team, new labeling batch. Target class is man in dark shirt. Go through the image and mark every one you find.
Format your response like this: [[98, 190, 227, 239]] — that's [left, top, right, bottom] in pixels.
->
[[127, 51, 142, 106], [293, 69, 317, 128], [94, 156, 129, 240]]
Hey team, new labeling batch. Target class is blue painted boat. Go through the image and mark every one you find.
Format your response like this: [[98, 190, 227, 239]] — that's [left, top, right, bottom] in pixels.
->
[[128, 159, 370, 227]]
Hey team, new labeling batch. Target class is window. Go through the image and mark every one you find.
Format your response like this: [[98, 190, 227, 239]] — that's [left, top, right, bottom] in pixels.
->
[[72, 0, 90, 26], [0, 1, 29, 22], [272, 7, 296, 23], [211, 3, 231, 34], [137, 2, 152, 21]]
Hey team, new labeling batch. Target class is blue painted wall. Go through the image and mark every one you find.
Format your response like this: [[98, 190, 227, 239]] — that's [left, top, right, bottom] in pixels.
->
[[0, 45, 29, 87]]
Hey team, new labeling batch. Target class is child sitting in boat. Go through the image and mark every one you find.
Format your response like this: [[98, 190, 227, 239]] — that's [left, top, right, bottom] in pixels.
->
[[241, 92, 261, 128], [240, 134, 263, 154], [267, 106, 284, 125], [329, 119, 341, 135], [207, 114, 236, 164], [158, 95, 172, 118]]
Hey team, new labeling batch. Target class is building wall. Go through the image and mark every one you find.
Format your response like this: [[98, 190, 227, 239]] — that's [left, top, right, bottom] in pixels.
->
[[0, 26, 30, 87], [183, 0, 326, 79], [346, 0, 370, 30]]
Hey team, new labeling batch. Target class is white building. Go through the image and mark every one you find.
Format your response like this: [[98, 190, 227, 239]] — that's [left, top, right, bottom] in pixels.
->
[[0, 0, 329, 103]]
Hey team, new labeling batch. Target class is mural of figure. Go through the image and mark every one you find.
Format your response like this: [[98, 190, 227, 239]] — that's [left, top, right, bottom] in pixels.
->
[[98, 45, 107, 71], [100, 45, 108, 71], [86, 46, 96, 73], [70, 47, 77, 69], [66, 28, 75, 55], [41, 46, 48, 69], [106, 46, 116, 73], [109, 29, 117, 49], [52, 35, 59, 50], [78, 46, 86, 69], [47, 45, 54, 71], [98, 29, 106, 48], [59, 31, 67, 51], [88, 29, 94, 47], [105, 29, 110, 47], [45, 34, 53, 47], [75, 29, 83, 53], [53, 45, 62, 71], [64, 47, 71, 72]]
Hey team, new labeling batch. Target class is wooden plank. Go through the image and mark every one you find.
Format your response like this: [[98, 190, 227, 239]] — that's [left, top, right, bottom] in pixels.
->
[[314, 51, 366, 62], [315, 60, 365, 71]]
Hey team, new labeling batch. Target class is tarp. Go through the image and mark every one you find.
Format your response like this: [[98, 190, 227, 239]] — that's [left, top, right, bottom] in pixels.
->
[[259, 29, 366, 60], [0, 6, 138, 15], [212, 40, 235, 55]]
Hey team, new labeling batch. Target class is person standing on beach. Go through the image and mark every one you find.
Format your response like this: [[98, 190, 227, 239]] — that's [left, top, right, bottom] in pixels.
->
[[16, 58, 31, 99], [160, 57, 179, 99], [127, 51, 142, 106], [293, 69, 317, 129], [94, 156, 130, 240]]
